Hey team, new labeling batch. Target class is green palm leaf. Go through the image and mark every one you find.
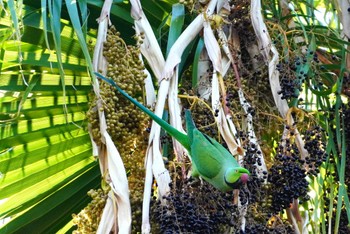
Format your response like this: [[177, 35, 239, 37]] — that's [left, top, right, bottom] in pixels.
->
[[0, 1, 100, 232]]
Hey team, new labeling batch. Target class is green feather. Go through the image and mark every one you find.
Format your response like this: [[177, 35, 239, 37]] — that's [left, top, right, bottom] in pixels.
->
[[95, 72, 191, 151], [185, 110, 195, 145]]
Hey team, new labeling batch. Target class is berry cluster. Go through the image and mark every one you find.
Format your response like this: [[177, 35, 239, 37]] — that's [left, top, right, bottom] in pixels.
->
[[151, 179, 237, 233], [229, 0, 256, 50], [303, 126, 328, 176], [268, 136, 309, 213], [232, 133, 295, 233], [182, 101, 218, 139], [276, 61, 302, 101], [243, 223, 294, 234], [266, 124, 327, 215], [243, 142, 267, 204], [277, 50, 321, 102]]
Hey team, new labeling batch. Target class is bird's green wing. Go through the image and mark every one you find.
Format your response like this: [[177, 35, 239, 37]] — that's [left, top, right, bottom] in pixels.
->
[[95, 72, 191, 151], [190, 129, 223, 179], [208, 137, 241, 168], [185, 109, 196, 145]]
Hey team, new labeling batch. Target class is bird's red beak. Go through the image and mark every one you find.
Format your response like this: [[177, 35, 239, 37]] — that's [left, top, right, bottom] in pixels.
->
[[241, 173, 249, 184]]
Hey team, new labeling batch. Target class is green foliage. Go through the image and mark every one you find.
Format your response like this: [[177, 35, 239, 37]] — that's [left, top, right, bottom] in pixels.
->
[[0, 1, 99, 232]]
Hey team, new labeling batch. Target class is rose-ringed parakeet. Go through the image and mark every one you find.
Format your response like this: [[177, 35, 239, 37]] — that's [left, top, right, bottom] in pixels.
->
[[95, 72, 250, 192]]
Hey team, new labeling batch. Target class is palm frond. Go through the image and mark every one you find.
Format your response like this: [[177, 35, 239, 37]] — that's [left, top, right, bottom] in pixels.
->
[[0, 1, 99, 232]]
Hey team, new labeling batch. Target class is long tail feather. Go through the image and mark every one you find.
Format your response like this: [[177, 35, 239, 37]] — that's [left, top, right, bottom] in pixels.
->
[[95, 72, 191, 151]]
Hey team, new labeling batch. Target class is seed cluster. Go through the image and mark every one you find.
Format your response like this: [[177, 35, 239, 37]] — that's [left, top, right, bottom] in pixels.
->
[[179, 0, 195, 11], [190, 103, 218, 138], [244, 222, 294, 234], [266, 124, 327, 214], [268, 148, 309, 213], [72, 188, 109, 233], [276, 61, 302, 101], [303, 126, 328, 176], [88, 26, 148, 144], [274, 44, 321, 102], [243, 142, 267, 202], [240, 140, 297, 233], [87, 26, 149, 232], [178, 0, 208, 13], [229, 0, 256, 52], [151, 178, 238, 233]]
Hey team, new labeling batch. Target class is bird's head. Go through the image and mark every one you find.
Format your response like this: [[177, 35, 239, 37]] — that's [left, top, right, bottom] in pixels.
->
[[224, 167, 250, 189]]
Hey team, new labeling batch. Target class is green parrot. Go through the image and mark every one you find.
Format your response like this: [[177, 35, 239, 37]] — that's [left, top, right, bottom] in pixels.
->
[[95, 72, 250, 192]]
